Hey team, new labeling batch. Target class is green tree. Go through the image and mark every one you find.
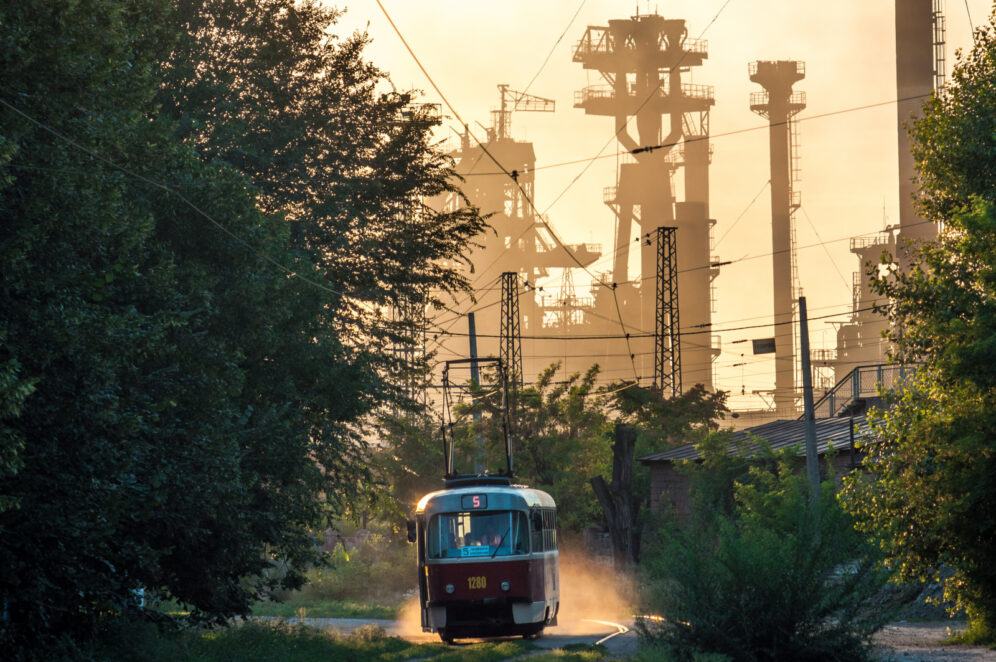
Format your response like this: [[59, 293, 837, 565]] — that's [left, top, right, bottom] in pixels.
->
[[841, 11, 996, 640], [513, 364, 613, 531], [0, 0, 484, 655], [641, 440, 891, 662]]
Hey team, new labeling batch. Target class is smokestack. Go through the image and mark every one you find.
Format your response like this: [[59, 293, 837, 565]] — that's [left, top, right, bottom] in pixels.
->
[[749, 60, 806, 414], [895, 0, 940, 245]]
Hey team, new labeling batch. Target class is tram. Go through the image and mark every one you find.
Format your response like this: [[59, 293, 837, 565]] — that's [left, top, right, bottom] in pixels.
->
[[408, 359, 560, 643]]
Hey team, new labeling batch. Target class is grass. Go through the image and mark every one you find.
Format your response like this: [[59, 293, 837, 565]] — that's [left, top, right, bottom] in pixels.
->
[[946, 618, 996, 648], [250, 598, 399, 620], [529, 643, 610, 661], [94, 619, 537, 662]]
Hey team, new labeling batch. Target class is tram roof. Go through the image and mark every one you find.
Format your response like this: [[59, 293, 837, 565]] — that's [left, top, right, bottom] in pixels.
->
[[415, 484, 556, 516]]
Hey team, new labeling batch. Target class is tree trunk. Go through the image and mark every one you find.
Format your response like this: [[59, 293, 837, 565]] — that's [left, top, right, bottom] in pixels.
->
[[590, 423, 638, 567]]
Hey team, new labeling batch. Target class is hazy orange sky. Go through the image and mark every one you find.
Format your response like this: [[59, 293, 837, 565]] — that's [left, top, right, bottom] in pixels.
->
[[333, 0, 989, 407]]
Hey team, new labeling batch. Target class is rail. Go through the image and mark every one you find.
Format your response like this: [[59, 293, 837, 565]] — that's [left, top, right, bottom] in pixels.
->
[[806, 363, 918, 419]]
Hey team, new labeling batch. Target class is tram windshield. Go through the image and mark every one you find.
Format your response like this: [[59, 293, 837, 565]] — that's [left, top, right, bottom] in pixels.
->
[[428, 511, 529, 559]]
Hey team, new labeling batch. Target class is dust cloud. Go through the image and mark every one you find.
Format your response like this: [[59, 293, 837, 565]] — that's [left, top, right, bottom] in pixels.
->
[[395, 597, 427, 639], [552, 549, 635, 634], [393, 549, 636, 638]]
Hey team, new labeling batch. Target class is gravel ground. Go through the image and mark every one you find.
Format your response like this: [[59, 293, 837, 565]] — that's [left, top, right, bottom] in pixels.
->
[[873, 622, 996, 661]]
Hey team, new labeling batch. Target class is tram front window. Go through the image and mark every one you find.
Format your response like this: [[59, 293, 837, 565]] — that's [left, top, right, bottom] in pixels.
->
[[428, 511, 529, 559]]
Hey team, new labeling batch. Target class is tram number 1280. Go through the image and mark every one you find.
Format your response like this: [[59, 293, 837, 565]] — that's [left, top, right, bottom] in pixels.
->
[[467, 576, 487, 590]]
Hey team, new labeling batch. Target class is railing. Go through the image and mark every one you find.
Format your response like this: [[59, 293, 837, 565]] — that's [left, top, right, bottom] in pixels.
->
[[577, 82, 714, 106], [850, 232, 893, 252], [810, 348, 837, 364], [574, 28, 708, 60], [750, 90, 806, 110], [748, 60, 805, 78], [681, 37, 709, 56], [807, 363, 918, 419]]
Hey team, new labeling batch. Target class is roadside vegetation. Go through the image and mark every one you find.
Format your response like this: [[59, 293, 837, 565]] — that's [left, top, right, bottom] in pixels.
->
[[91, 620, 534, 662], [841, 8, 996, 645], [0, 0, 484, 658], [253, 530, 414, 619], [638, 438, 893, 662]]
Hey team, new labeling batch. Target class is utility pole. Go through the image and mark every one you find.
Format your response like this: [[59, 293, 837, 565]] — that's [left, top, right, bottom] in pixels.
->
[[654, 227, 681, 397], [468, 312, 484, 473], [799, 296, 820, 502]]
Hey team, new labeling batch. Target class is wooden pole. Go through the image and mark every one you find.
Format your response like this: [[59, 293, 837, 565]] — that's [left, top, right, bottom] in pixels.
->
[[799, 296, 820, 502]]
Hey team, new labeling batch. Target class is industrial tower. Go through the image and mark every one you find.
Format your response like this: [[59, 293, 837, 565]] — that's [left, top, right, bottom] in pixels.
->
[[749, 60, 806, 415], [573, 13, 718, 390], [896, 0, 944, 249], [433, 85, 602, 383], [829, 0, 944, 380]]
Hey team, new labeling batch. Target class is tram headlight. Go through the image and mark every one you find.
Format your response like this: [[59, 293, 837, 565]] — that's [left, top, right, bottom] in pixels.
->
[[500, 581, 510, 592], [445, 583, 455, 594]]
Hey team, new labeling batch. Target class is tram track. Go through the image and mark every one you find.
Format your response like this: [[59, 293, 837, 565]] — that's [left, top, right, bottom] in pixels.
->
[[580, 618, 630, 645]]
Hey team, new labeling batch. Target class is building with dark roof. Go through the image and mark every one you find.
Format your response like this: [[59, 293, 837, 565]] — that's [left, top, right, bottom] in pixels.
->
[[638, 414, 871, 518]]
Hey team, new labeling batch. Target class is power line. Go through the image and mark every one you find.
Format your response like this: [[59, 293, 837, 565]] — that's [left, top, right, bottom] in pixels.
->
[[520, 0, 588, 96], [461, 93, 935, 177], [714, 180, 770, 247], [375, 0, 643, 381], [431, 304, 883, 341], [798, 205, 851, 294]]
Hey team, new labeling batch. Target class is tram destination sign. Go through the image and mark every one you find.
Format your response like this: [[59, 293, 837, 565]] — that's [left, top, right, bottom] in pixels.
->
[[461, 494, 487, 510]]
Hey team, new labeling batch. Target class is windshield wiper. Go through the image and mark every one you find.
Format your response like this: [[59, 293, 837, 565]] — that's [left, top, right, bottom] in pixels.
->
[[491, 526, 511, 559]]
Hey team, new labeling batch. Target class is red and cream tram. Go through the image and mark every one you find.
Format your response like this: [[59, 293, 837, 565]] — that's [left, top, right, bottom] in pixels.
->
[[408, 358, 559, 643], [412, 475, 559, 642]]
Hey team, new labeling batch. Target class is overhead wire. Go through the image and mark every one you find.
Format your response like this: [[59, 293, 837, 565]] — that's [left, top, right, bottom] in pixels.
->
[[538, 0, 735, 217], [430, 303, 883, 341], [520, 0, 588, 97], [714, 180, 770, 247], [375, 0, 645, 381], [798, 205, 852, 294], [461, 92, 936, 177]]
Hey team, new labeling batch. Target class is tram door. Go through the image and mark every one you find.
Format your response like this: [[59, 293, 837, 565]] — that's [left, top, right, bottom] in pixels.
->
[[415, 515, 428, 630]]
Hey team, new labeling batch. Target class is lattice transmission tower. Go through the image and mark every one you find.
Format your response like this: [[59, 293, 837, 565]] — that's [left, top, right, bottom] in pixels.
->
[[500, 272, 523, 390], [654, 227, 681, 397]]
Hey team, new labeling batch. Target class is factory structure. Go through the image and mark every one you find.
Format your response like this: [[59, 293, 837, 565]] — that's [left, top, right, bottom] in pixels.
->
[[415, 0, 944, 421]]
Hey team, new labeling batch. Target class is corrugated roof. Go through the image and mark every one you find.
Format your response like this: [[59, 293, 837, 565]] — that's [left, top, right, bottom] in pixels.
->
[[638, 415, 871, 463]]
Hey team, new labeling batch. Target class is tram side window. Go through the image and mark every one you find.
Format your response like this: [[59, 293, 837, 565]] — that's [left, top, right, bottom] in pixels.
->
[[542, 510, 557, 551], [531, 511, 543, 551]]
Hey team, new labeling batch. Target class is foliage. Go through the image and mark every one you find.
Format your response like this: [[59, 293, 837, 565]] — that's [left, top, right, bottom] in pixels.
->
[[513, 364, 613, 531], [251, 599, 398, 620], [639, 440, 891, 662], [92, 618, 534, 662], [843, 367, 996, 636], [0, 0, 484, 656], [909, 10, 996, 225], [611, 383, 730, 540], [843, 12, 996, 640], [365, 413, 447, 526], [612, 383, 729, 448], [275, 535, 416, 605], [438, 363, 613, 532]]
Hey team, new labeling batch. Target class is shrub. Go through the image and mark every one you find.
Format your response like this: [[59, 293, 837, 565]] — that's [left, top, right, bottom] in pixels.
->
[[274, 533, 416, 606], [638, 440, 893, 662]]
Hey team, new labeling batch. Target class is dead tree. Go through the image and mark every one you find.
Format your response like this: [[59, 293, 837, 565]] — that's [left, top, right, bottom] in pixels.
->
[[590, 423, 639, 567]]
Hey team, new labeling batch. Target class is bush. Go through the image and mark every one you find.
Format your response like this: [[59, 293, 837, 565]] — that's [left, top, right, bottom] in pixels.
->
[[273, 533, 416, 606], [638, 439, 893, 662]]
